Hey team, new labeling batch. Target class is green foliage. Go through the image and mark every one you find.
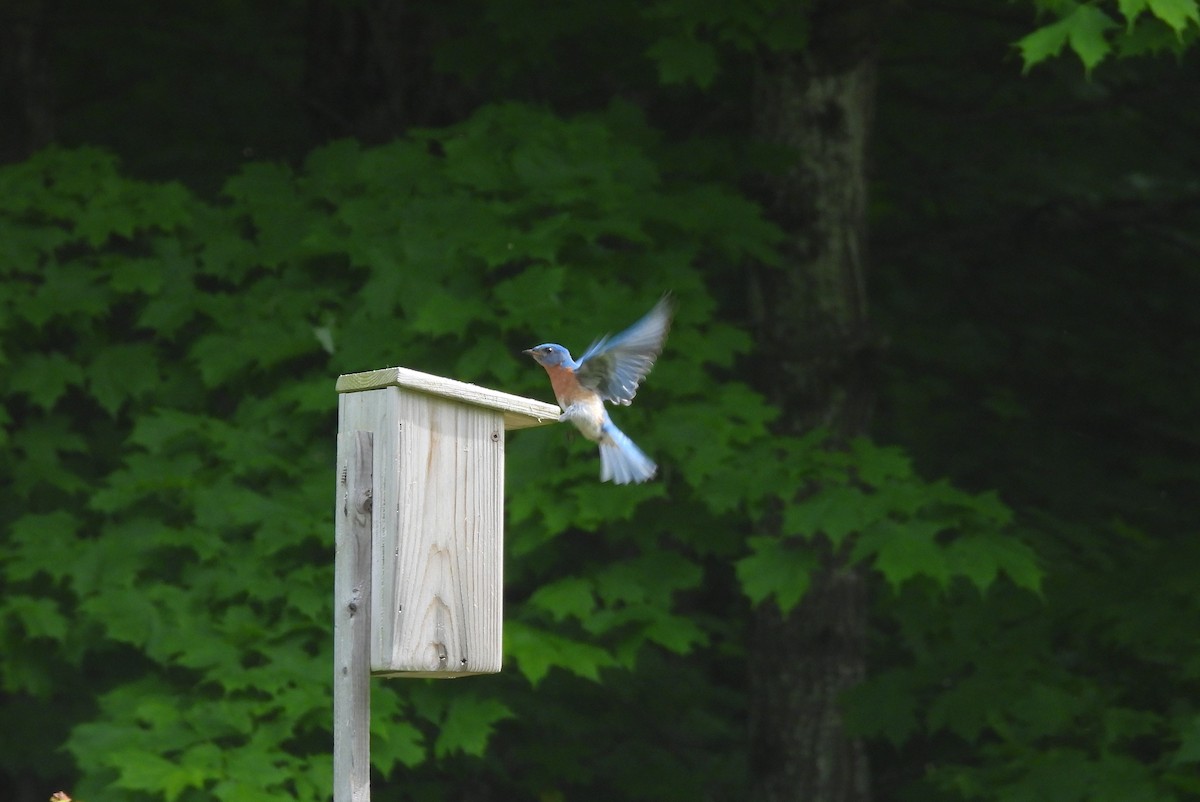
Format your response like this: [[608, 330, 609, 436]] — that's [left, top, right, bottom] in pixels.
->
[[1018, 0, 1200, 70], [432, 694, 515, 758], [0, 106, 784, 801], [867, 7, 1200, 798], [736, 536, 816, 610], [0, 100, 1047, 801], [643, 0, 809, 86], [734, 437, 1040, 613]]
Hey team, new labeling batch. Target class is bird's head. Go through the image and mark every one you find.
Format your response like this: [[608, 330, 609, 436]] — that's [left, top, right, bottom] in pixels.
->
[[523, 343, 572, 368]]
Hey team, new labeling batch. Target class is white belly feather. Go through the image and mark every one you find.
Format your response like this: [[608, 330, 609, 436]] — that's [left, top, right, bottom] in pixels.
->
[[559, 396, 607, 442]]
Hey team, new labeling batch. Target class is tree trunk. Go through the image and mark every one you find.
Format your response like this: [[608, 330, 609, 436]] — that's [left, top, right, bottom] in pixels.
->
[[747, 3, 881, 801]]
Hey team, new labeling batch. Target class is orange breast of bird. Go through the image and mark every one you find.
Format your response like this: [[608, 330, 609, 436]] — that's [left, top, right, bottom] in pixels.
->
[[544, 364, 587, 409]]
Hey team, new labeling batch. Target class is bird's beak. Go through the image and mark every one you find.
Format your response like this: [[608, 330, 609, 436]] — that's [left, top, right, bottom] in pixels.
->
[[522, 349, 534, 356]]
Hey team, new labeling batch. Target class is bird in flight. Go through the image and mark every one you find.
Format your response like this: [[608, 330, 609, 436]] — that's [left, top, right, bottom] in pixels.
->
[[524, 296, 672, 484]]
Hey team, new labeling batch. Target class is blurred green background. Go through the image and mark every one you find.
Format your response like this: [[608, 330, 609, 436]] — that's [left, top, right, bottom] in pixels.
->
[[2, 2, 1199, 801]]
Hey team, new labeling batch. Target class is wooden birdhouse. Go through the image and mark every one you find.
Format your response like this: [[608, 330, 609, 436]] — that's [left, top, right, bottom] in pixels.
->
[[334, 367, 560, 678]]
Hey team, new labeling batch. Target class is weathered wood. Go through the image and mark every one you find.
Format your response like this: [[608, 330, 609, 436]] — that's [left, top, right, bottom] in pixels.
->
[[334, 431, 373, 802], [336, 366, 562, 430], [382, 390, 502, 676], [337, 367, 549, 677]]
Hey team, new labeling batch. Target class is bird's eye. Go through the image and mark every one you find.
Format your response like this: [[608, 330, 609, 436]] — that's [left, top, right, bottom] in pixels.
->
[[542, 346, 552, 353]]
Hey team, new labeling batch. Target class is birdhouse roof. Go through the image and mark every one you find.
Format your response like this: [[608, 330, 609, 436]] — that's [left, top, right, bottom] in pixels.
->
[[336, 367, 561, 431]]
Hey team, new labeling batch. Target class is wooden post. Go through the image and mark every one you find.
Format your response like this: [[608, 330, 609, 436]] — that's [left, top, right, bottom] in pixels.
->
[[334, 431, 373, 802], [332, 367, 560, 800]]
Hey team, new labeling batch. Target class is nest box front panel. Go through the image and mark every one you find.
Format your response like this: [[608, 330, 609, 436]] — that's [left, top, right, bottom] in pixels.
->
[[339, 386, 505, 677]]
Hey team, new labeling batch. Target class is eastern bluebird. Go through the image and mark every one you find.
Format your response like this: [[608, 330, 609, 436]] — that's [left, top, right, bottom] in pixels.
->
[[524, 296, 673, 484]]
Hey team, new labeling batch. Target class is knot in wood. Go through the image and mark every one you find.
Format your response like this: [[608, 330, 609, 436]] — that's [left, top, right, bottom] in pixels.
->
[[355, 487, 373, 513]]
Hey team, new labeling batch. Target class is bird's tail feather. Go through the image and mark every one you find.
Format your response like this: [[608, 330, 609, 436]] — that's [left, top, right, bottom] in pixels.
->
[[598, 423, 656, 484]]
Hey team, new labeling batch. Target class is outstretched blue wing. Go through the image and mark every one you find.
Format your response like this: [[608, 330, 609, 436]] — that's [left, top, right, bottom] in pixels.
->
[[576, 296, 672, 405]]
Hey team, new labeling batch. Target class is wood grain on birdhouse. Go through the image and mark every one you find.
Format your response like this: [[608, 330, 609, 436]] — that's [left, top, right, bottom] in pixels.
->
[[335, 366, 559, 678]]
